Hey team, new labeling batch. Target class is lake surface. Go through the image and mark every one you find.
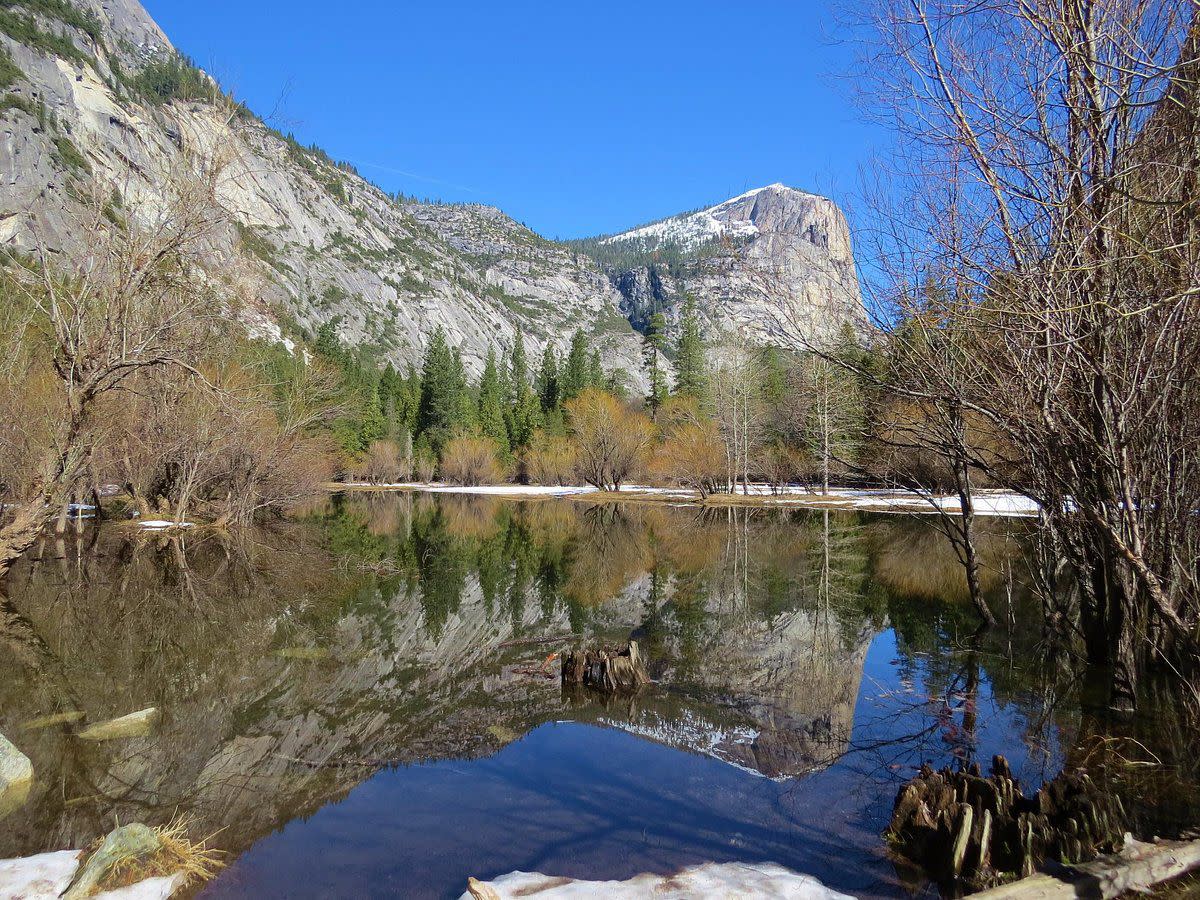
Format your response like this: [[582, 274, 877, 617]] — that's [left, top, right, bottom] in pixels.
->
[[1, 494, 1196, 898]]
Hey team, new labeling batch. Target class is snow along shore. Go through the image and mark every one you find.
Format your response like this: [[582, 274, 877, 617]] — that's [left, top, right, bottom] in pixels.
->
[[339, 483, 1040, 518], [457, 862, 854, 899], [0, 850, 183, 900]]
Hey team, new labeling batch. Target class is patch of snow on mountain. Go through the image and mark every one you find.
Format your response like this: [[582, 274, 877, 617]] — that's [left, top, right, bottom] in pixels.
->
[[599, 711, 766, 776], [599, 186, 773, 252]]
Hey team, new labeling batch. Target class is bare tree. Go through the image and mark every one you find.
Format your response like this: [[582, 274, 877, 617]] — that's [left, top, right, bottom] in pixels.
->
[[566, 389, 655, 491], [849, 0, 1200, 705], [0, 118, 234, 575], [710, 334, 768, 494]]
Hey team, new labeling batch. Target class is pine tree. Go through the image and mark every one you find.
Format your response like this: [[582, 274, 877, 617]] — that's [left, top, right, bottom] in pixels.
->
[[314, 319, 346, 364], [643, 312, 669, 415], [561, 329, 590, 402], [587, 349, 604, 390], [417, 327, 468, 449], [760, 347, 788, 407], [451, 347, 476, 432], [477, 348, 510, 450], [379, 363, 402, 435], [505, 331, 540, 448], [673, 296, 707, 400], [359, 387, 387, 447], [535, 344, 559, 412], [508, 331, 529, 399]]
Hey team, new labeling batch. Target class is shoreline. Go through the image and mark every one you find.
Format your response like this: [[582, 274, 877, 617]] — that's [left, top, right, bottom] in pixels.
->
[[330, 482, 1041, 518]]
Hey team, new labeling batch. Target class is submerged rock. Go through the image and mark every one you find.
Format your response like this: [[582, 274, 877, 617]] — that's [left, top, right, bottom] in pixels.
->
[[21, 710, 86, 731], [460, 862, 855, 899], [0, 731, 33, 820], [77, 708, 160, 741], [274, 647, 332, 660]]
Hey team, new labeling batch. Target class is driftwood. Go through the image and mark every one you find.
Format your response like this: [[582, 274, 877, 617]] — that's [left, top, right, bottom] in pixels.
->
[[887, 756, 1126, 894], [966, 835, 1200, 898], [560, 641, 648, 693]]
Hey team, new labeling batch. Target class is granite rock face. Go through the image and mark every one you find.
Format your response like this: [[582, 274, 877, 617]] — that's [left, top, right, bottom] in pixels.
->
[[599, 183, 865, 349], [0, 0, 643, 379], [0, 731, 32, 819], [0, 1, 860, 377]]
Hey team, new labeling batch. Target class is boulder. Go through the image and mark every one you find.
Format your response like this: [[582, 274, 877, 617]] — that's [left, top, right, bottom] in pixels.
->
[[21, 710, 86, 731], [63, 823, 161, 900], [77, 708, 159, 741], [0, 731, 33, 820]]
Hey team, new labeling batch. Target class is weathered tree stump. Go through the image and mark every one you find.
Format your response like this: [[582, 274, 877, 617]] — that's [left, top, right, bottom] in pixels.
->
[[560, 641, 648, 693], [886, 755, 1126, 894]]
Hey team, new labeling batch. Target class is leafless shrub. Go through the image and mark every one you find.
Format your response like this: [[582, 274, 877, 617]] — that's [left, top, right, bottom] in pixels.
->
[[526, 434, 577, 486], [566, 389, 655, 491], [440, 435, 506, 486]]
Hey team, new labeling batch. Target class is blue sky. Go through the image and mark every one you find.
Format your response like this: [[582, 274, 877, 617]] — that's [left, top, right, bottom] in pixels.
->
[[143, 1, 883, 239]]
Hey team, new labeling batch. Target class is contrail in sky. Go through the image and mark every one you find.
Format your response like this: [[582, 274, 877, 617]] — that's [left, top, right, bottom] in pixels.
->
[[351, 159, 478, 194]]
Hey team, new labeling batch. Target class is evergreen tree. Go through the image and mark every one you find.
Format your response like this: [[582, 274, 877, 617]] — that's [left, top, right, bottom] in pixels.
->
[[587, 349, 604, 390], [760, 346, 788, 407], [417, 327, 468, 449], [561, 329, 590, 402], [535, 344, 559, 412], [359, 387, 387, 447], [477, 348, 510, 450], [396, 364, 421, 434], [642, 312, 669, 415], [314, 319, 346, 364], [508, 330, 529, 399], [379, 363, 402, 434], [505, 331, 540, 448], [451, 347, 477, 431], [673, 296, 707, 400]]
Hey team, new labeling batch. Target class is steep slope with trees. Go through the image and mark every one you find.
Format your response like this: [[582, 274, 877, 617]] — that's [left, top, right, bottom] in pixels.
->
[[0, 0, 645, 379]]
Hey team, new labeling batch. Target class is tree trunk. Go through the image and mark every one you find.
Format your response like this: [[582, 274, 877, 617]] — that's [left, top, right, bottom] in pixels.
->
[[0, 494, 55, 579]]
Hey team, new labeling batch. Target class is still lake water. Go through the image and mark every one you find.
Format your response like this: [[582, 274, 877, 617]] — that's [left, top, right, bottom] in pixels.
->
[[1, 493, 1196, 898]]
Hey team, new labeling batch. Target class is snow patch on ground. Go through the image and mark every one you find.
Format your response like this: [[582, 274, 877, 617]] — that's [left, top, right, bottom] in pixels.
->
[[94, 874, 186, 899], [0, 850, 78, 898], [345, 482, 1040, 518], [457, 861, 855, 899], [342, 482, 598, 496], [0, 851, 184, 900], [137, 520, 194, 530]]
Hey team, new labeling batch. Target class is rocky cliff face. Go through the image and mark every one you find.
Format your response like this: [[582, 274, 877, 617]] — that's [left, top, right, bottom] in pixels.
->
[[0, 0, 861, 376], [0, 0, 643, 378], [595, 183, 864, 348]]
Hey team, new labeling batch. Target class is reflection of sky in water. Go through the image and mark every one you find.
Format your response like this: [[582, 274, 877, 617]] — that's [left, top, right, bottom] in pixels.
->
[[8, 498, 1126, 899], [202, 629, 1064, 900]]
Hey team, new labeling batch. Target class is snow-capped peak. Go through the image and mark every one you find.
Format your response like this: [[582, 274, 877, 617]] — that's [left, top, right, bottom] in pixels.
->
[[599, 183, 804, 253]]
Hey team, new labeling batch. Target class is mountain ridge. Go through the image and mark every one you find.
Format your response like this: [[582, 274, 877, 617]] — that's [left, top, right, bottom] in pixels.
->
[[0, 0, 864, 376]]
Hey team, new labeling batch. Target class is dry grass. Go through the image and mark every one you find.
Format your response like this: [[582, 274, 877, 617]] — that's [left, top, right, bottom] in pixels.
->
[[1146, 871, 1200, 897], [96, 817, 224, 893]]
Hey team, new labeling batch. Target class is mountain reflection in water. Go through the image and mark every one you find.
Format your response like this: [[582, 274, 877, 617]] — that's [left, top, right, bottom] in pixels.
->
[[1, 494, 1195, 898]]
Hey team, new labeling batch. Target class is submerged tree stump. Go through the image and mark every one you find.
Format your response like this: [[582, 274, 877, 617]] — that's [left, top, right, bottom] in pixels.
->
[[560, 641, 648, 693], [886, 755, 1126, 894]]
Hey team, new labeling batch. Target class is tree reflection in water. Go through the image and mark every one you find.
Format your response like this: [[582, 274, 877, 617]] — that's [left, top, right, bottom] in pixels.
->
[[0, 495, 1196, 897]]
